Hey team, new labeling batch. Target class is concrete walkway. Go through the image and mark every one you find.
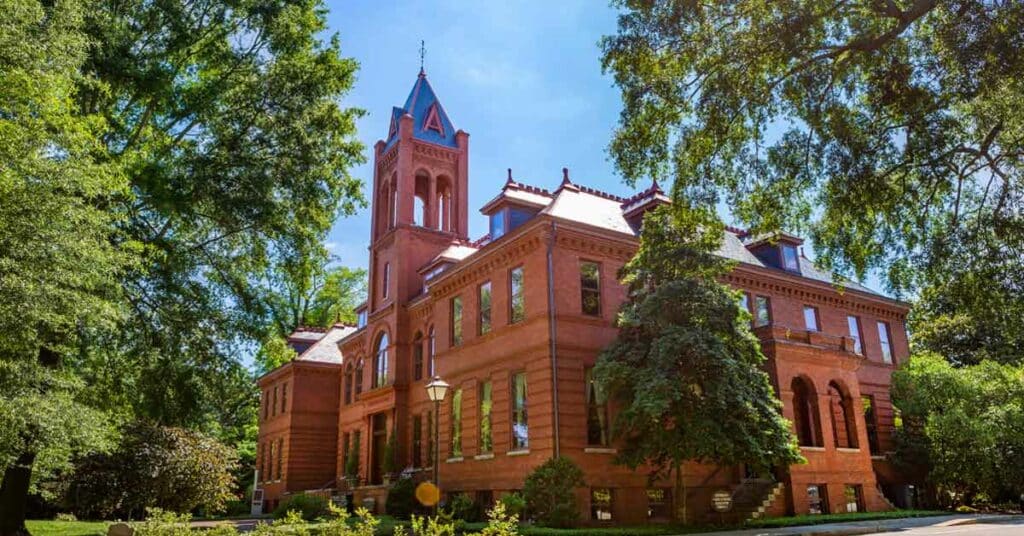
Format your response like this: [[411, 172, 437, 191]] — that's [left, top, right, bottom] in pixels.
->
[[687, 514, 1024, 536]]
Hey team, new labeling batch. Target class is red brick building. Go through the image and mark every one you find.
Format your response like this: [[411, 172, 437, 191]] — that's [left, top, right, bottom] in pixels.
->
[[256, 70, 912, 524]]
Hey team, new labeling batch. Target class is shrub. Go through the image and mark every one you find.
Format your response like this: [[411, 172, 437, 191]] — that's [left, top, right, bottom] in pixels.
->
[[387, 477, 425, 519], [68, 421, 238, 519], [54, 513, 77, 522], [447, 493, 483, 522], [522, 457, 585, 528], [498, 493, 525, 519], [272, 493, 330, 521]]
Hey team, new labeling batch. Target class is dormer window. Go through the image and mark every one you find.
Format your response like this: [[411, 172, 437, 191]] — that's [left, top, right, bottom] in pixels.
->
[[782, 244, 800, 271], [490, 209, 507, 239], [487, 206, 536, 241]]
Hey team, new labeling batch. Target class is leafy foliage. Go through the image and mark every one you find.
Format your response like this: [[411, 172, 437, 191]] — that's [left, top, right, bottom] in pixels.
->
[[603, 0, 1024, 287], [345, 434, 360, 481], [594, 207, 802, 521], [522, 457, 585, 528], [67, 422, 238, 519], [385, 478, 425, 520], [272, 493, 330, 522], [497, 493, 525, 520], [891, 353, 1024, 506]]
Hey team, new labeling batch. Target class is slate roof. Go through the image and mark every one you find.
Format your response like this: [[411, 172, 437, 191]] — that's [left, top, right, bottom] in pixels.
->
[[285, 324, 357, 364], [384, 70, 458, 150], [483, 175, 886, 298]]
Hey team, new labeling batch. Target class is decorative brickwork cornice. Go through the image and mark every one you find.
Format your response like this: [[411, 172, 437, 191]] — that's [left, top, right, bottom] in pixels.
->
[[413, 140, 459, 164], [428, 229, 545, 299], [726, 268, 908, 321], [553, 226, 636, 262]]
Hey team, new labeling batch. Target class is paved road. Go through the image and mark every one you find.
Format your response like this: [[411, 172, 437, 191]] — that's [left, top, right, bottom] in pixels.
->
[[873, 517, 1024, 535]]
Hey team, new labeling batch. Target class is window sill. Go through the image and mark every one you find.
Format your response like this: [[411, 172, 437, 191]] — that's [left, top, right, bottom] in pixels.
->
[[446, 457, 464, 463], [506, 449, 530, 457], [837, 447, 861, 453], [474, 453, 495, 460], [800, 446, 826, 452], [584, 447, 616, 454], [871, 455, 886, 460]]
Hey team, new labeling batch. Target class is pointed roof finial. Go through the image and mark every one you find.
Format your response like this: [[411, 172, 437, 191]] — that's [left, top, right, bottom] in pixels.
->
[[419, 40, 426, 76], [562, 167, 570, 185], [507, 168, 513, 182]]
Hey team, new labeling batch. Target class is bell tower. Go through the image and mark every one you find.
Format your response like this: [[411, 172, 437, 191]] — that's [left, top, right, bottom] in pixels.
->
[[367, 68, 469, 311]]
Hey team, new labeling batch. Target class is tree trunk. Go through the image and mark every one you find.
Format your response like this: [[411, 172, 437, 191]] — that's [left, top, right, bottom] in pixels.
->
[[0, 452, 35, 536], [673, 461, 688, 524]]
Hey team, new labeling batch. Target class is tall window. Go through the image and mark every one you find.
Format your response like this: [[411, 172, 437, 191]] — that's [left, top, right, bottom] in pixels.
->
[[263, 390, 269, 420], [281, 382, 288, 412], [413, 332, 424, 381], [511, 372, 529, 450], [863, 396, 880, 454], [877, 321, 893, 363], [428, 327, 436, 376], [272, 386, 278, 417], [373, 333, 389, 388], [646, 489, 670, 520], [585, 367, 608, 446], [754, 296, 772, 327], [382, 262, 390, 299], [479, 381, 493, 453], [479, 281, 492, 335], [344, 371, 353, 404], [451, 297, 463, 346], [739, 292, 750, 314], [803, 305, 820, 331], [510, 267, 525, 323], [412, 415, 423, 468], [847, 316, 863, 355], [355, 362, 363, 394], [276, 438, 284, 480], [450, 388, 463, 458], [782, 244, 800, 271], [580, 261, 601, 316]]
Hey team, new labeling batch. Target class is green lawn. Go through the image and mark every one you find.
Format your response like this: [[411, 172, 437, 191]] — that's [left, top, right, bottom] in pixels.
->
[[26, 520, 109, 536]]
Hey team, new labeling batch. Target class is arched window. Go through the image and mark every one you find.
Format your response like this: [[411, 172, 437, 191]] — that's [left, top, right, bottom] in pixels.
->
[[374, 333, 389, 389], [412, 331, 424, 381], [828, 381, 858, 449], [427, 326, 436, 377], [791, 377, 823, 447], [355, 359, 364, 394]]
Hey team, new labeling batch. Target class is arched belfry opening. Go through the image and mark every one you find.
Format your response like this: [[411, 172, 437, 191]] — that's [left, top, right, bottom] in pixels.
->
[[436, 175, 453, 232], [414, 170, 431, 228]]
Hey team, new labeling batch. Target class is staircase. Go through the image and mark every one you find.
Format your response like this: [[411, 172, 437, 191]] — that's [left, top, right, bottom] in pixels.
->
[[727, 479, 785, 523]]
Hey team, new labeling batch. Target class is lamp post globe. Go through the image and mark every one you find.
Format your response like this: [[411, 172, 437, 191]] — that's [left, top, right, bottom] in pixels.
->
[[425, 376, 449, 402], [425, 375, 449, 513]]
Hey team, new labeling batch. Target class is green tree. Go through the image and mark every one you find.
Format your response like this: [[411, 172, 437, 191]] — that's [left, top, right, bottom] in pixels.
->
[[0, 1, 127, 533], [1, 0, 367, 531], [601, 1, 1024, 364], [255, 246, 367, 373], [594, 206, 802, 523], [891, 353, 1024, 506], [67, 421, 238, 519], [521, 457, 585, 528]]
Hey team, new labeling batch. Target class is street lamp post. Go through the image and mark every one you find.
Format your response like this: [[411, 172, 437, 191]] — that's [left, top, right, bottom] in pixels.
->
[[425, 376, 449, 513]]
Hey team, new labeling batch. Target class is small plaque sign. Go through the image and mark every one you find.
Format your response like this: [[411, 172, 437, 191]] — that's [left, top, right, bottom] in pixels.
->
[[712, 490, 733, 513]]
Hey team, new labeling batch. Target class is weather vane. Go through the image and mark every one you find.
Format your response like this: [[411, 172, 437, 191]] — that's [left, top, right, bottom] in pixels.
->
[[419, 40, 426, 73]]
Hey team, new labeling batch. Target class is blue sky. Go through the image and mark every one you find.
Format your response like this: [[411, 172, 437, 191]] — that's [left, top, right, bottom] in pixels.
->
[[321, 2, 883, 294], [323, 1, 626, 270]]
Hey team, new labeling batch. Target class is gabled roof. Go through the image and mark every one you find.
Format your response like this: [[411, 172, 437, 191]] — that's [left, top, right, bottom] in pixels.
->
[[385, 70, 458, 149], [285, 324, 357, 365]]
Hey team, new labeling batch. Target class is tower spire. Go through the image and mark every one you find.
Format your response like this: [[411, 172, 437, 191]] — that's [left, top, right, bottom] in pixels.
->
[[419, 40, 426, 76]]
